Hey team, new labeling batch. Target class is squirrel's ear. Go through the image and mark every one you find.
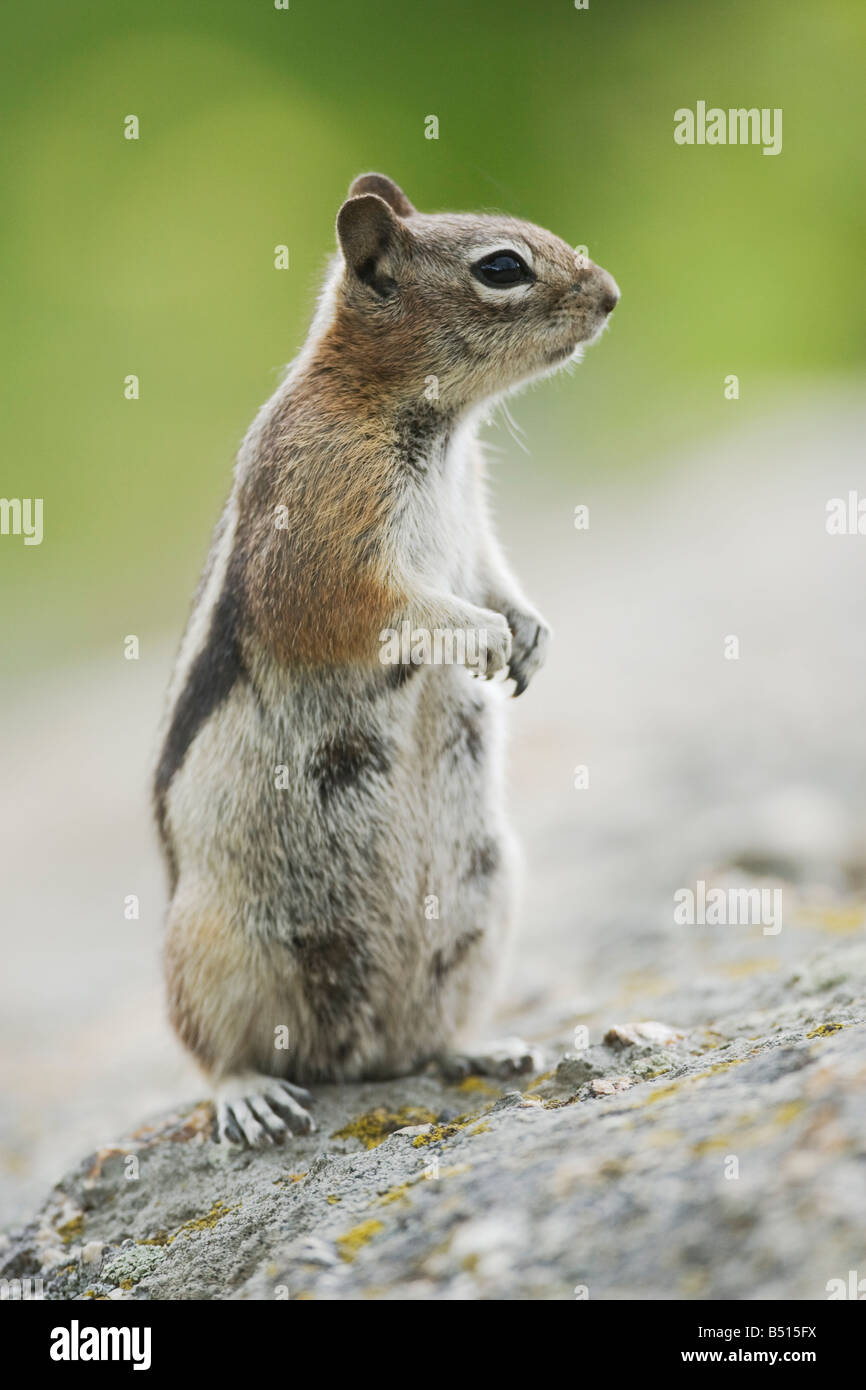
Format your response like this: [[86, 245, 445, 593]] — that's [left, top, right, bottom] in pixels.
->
[[336, 193, 410, 295], [347, 172, 416, 217]]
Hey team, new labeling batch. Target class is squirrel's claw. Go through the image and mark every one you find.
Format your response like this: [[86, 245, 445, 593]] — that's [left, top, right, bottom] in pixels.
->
[[215, 1075, 316, 1148]]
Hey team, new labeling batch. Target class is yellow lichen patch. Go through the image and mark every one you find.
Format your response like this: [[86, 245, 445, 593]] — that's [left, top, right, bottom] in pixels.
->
[[724, 1099, 806, 1148], [56, 1214, 84, 1245], [806, 1022, 844, 1039], [707, 1058, 746, 1075], [457, 1075, 499, 1096], [336, 1220, 384, 1262], [802, 906, 864, 935], [715, 1098, 807, 1150], [646, 1057, 746, 1103], [691, 1058, 747, 1081], [541, 1095, 581, 1110], [377, 1183, 411, 1206], [774, 1100, 805, 1126], [143, 1199, 239, 1247], [469, 1122, 491, 1136], [410, 1111, 482, 1147], [691, 1136, 730, 1156], [646, 1082, 682, 1104], [332, 1105, 438, 1150], [119, 1279, 134, 1291], [326, 1194, 341, 1205], [174, 1199, 239, 1239], [412, 1123, 459, 1148], [524, 1070, 555, 1092], [273, 1172, 307, 1187]]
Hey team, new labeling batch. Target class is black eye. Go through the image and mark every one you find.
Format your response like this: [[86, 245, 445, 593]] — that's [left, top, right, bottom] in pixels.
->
[[472, 250, 533, 288]]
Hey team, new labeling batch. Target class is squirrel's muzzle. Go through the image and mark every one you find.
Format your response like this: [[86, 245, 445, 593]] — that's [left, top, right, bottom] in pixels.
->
[[571, 262, 620, 316]]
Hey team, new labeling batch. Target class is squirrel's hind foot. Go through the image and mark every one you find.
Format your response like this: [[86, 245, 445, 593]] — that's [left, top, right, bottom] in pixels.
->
[[214, 1074, 316, 1147], [431, 1036, 544, 1083]]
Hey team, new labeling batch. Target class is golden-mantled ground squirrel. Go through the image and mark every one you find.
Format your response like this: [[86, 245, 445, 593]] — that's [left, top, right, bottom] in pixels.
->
[[154, 173, 619, 1145]]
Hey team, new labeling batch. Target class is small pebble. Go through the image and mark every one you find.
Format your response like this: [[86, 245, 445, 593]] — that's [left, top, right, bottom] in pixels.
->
[[590, 1076, 634, 1096], [604, 1021, 684, 1049]]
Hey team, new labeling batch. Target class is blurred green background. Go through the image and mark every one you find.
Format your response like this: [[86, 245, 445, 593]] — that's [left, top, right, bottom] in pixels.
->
[[2, 0, 864, 669]]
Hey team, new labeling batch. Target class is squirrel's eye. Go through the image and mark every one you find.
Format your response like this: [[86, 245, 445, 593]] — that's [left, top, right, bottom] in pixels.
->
[[472, 251, 532, 288]]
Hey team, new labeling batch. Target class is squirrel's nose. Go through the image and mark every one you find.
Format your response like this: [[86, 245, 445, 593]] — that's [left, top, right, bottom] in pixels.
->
[[597, 271, 620, 315]]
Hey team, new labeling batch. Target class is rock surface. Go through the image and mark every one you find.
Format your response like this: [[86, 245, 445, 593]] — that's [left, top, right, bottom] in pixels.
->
[[3, 393, 866, 1299], [2, 934, 865, 1300]]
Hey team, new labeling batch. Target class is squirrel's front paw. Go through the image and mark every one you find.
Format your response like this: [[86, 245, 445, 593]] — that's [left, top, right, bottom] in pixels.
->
[[467, 609, 512, 679], [504, 607, 550, 696]]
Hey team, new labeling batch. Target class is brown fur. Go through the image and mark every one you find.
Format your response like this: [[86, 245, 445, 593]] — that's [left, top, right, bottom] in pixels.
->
[[235, 376, 407, 666]]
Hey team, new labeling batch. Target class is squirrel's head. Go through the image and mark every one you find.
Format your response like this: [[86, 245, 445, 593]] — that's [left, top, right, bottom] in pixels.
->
[[327, 172, 619, 411]]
